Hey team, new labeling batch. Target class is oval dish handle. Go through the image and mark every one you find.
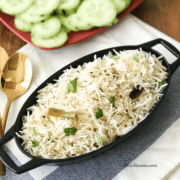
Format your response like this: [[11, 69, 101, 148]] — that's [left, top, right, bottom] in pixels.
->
[[0, 125, 46, 174], [141, 38, 180, 74]]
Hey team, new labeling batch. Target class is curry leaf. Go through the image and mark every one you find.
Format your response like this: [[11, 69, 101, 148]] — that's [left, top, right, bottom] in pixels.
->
[[67, 77, 78, 94], [96, 108, 103, 119], [63, 127, 77, 136], [32, 139, 39, 147], [109, 96, 115, 107], [133, 56, 139, 62], [31, 128, 37, 136]]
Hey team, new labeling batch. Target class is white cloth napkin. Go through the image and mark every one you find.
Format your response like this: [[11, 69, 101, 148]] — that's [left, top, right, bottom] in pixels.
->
[[1, 14, 180, 180]]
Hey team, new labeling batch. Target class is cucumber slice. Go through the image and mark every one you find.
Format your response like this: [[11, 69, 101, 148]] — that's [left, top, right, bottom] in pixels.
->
[[57, 0, 80, 10], [1, 0, 33, 15], [31, 17, 61, 39], [125, 0, 131, 7], [56, 0, 80, 15], [77, 0, 117, 27], [67, 14, 93, 31], [111, 0, 131, 14], [28, 0, 60, 15], [60, 16, 75, 31], [31, 30, 68, 48], [14, 16, 32, 32], [56, 7, 76, 16], [19, 9, 50, 23], [104, 17, 118, 26]]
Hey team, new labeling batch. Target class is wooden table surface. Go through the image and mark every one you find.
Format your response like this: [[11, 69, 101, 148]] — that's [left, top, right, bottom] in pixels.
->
[[0, 0, 180, 56]]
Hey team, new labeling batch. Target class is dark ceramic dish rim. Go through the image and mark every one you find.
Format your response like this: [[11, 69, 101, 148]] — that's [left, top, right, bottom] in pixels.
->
[[0, 38, 180, 174]]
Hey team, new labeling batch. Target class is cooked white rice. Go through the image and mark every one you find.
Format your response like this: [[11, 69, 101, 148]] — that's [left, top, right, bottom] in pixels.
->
[[17, 49, 168, 159]]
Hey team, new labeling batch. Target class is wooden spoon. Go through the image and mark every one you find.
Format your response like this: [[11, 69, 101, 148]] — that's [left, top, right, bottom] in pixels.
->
[[0, 52, 32, 176]]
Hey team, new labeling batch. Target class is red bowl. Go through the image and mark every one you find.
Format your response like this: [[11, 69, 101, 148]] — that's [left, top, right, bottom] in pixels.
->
[[0, 0, 143, 50]]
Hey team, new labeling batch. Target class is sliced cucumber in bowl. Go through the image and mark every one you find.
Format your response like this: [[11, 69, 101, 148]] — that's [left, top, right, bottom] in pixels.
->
[[60, 16, 76, 31], [111, 0, 131, 14], [27, 0, 60, 15], [1, 0, 33, 15], [31, 16, 61, 39], [31, 29, 68, 48], [56, 0, 80, 15], [0, 0, 133, 48], [104, 17, 118, 26], [14, 16, 33, 32], [19, 9, 51, 23], [67, 14, 93, 31], [77, 0, 117, 27]]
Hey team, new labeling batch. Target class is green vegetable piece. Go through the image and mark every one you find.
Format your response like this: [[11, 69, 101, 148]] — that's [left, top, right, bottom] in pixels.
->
[[111, 0, 131, 14], [1, 0, 33, 15], [133, 56, 139, 62], [109, 55, 120, 60], [48, 108, 77, 119], [27, 0, 60, 15], [109, 96, 115, 107], [113, 56, 120, 60], [77, 0, 117, 27], [31, 128, 37, 136], [32, 139, 39, 147], [159, 80, 165, 87], [63, 127, 77, 136], [96, 107, 103, 119], [50, 135, 54, 140], [14, 17, 32, 32], [96, 134, 108, 148], [31, 17, 61, 39], [67, 77, 78, 94], [154, 80, 165, 89], [31, 29, 68, 48], [82, 66, 86, 69]]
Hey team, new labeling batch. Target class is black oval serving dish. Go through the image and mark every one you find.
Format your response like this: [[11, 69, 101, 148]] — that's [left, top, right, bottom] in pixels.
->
[[0, 38, 180, 174]]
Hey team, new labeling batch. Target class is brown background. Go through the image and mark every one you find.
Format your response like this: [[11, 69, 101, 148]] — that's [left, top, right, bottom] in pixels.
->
[[0, 0, 180, 56]]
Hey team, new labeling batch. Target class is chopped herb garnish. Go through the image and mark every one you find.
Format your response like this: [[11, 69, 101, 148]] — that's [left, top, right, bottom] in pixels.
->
[[109, 55, 120, 60], [113, 56, 120, 60], [96, 134, 108, 148], [96, 107, 103, 119], [63, 127, 77, 136], [159, 80, 165, 87], [133, 56, 139, 62], [109, 96, 115, 107], [32, 139, 39, 147], [154, 80, 165, 89], [31, 128, 37, 136], [50, 135, 54, 140], [82, 66, 86, 69], [154, 80, 158, 88], [67, 77, 78, 94]]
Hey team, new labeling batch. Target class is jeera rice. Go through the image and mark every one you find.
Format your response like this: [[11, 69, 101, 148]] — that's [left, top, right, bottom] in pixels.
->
[[17, 49, 168, 159]]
